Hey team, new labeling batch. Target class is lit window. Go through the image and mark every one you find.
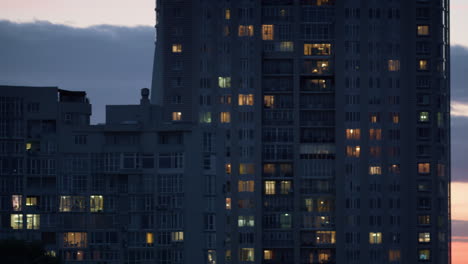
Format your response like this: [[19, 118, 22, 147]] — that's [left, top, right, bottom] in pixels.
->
[[12, 195, 22, 211], [218, 77, 231, 88], [418, 215, 431, 225], [199, 112, 212, 123], [264, 250, 273, 260], [26, 214, 40, 229], [262, 25, 274, 40], [264, 95, 275, 108], [59, 196, 86, 212], [370, 113, 379, 123], [226, 198, 231, 210], [369, 129, 382, 140], [63, 232, 87, 248], [226, 250, 232, 261], [238, 25, 254, 37], [239, 163, 254, 174], [418, 249, 431, 260], [419, 111, 430, 122], [239, 94, 254, 106], [264, 181, 275, 195], [263, 163, 275, 175], [305, 60, 330, 74], [280, 181, 292, 194], [316, 231, 336, 244], [225, 163, 232, 174], [146, 232, 154, 245], [26, 142, 32, 150], [208, 250, 216, 263], [90, 195, 104, 212], [369, 232, 382, 244], [317, 199, 332, 212], [417, 25, 430, 36], [223, 25, 230, 36], [419, 59, 429, 70], [220, 112, 231, 123], [389, 164, 400, 174], [418, 163, 430, 174], [346, 146, 361, 157], [304, 198, 313, 212], [172, 44, 182, 53], [239, 180, 254, 192], [388, 60, 400, 71], [10, 214, 23, 229], [318, 250, 332, 262], [279, 41, 294, 52], [392, 113, 400, 124], [238, 216, 255, 227], [240, 248, 255, 262], [369, 166, 382, 175], [171, 231, 184, 242], [172, 112, 182, 121], [418, 232, 431, 243], [26, 196, 38, 206], [388, 250, 401, 262], [280, 213, 292, 228], [225, 8, 231, 20], [346, 129, 361, 140], [304, 43, 331, 56]]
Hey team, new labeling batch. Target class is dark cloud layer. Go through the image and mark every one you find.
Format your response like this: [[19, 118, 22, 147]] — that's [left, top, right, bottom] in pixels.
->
[[0, 20, 467, 182], [453, 220, 468, 242], [452, 45, 468, 102], [0, 20, 154, 123]]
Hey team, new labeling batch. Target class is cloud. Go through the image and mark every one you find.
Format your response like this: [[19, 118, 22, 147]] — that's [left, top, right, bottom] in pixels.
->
[[452, 101, 468, 117], [453, 221, 468, 245], [0, 20, 154, 123], [452, 45, 468, 102]]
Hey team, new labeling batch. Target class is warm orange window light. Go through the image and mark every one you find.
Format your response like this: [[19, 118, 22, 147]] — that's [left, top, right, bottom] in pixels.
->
[[225, 163, 232, 174], [238, 25, 254, 37], [417, 25, 430, 35], [346, 129, 361, 140], [369, 166, 382, 175], [388, 60, 400, 71], [225, 8, 231, 20], [263, 163, 275, 174], [418, 163, 430, 174], [264, 250, 273, 260], [369, 129, 382, 140], [389, 250, 401, 262], [172, 112, 182, 121], [419, 59, 429, 70], [239, 94, 254, 106], [146, 232, 154, 244], [264, 95, 275, 108], [262, 25, 274, 40], [392, 113, 400, 124], [220, 112, 231, 123], [238, 180, 255, 192], [304, 43, 331, 56], [346, 146, 360, 157], [172, 44, 182, 53], [226, 198, 232, 210]]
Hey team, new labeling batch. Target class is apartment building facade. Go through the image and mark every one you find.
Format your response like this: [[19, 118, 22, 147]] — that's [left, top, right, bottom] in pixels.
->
[[151, 0, 451, 263]]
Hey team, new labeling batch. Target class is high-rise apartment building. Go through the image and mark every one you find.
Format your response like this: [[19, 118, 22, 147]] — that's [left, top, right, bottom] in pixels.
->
[[151, 0, 451, 263]]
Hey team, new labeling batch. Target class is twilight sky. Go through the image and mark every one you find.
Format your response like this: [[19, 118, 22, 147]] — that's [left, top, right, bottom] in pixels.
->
[[0, 0, 467, 262]]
